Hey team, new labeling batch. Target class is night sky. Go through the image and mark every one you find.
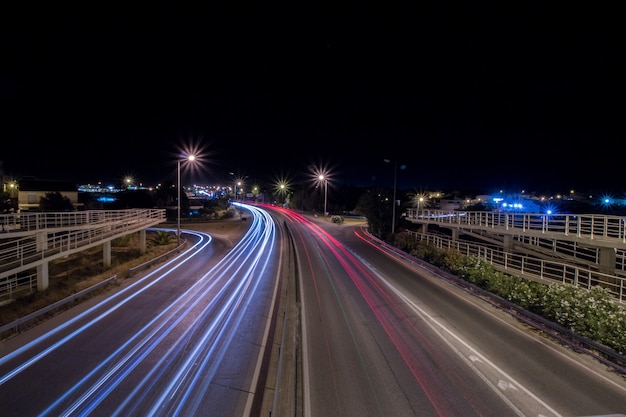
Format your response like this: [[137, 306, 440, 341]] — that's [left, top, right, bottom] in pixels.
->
[[1, 3, 625, 194]]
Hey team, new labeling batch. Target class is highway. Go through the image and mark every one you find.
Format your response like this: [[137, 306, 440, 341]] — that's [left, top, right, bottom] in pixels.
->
[[0, 204, 281, 416], [1, 202, 626, 417], [268, 205, 626, 417]]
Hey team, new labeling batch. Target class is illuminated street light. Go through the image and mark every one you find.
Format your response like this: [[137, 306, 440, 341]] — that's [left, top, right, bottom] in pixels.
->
[[178, 154, 196, 245], [272, 176, 292, 207], [311, 165, 331, 216], [318, 174, 327, 216], [229, 172, 248, 201]]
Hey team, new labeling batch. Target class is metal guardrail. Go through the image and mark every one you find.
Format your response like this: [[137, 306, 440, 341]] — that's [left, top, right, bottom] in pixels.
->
[[0, 275, 118, 335], [405, 230, 626, 303]]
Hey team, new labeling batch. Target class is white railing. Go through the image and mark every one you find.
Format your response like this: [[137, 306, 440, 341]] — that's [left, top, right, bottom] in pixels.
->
[[0, 272, 37, 297], [405, 230, 625, 303], [0, 209, 166, 283], [405, 209, 626, 245], [0, 209, 166, 234]]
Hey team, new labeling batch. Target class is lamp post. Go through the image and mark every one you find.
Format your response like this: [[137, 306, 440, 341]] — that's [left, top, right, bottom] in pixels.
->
[[228, 173, 248, 201], [318, 174, 327, 216], [280, 183, 285, 205], [417, 196, 424, 217], [178, 154, 196, 246], [383, 159, 398, 235]]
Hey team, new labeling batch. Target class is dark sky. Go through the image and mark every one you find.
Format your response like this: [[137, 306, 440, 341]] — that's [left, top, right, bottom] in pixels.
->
[[1, 3, 625, 194]]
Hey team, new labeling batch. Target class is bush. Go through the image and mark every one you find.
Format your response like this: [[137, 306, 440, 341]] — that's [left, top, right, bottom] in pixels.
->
[[331, 215, 344, 224], [224, 206, 238, 218], [151, 230, 174, 246], [407, 242, 626, 355]]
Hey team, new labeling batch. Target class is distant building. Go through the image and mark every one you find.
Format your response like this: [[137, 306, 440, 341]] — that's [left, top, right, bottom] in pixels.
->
[[438, 197, 465, 212], [16, 178, 80, 211]]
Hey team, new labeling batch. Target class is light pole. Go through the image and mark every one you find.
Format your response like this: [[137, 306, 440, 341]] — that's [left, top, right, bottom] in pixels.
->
[[417, 196, 424, 217], [383, 159, 398, 234], [178, 154, 196, 246], [318, 174, 327, 216], [229, 173, 248, 201]]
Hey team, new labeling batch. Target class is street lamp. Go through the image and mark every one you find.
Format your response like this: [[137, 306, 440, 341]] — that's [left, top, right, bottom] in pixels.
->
[[417, 196, 424, 216], [228, 172, 248, 201], [178, 154, 196, 246], [318, 174, 327, 216], [384, 159, 405, 235]]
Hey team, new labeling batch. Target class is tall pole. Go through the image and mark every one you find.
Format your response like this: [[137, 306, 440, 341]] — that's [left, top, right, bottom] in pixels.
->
[[319, 174, 328, 216], [177, 154, 195, 246], [177, 159, 181, 246], [324, 179, 328, 216], [391, 161, 397, 235]]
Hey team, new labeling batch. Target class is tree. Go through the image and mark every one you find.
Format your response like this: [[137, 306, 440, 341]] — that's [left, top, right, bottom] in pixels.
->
[[0, 190, 16, 213], [39, 191, 74, 211], [355, 187, 394, 239]]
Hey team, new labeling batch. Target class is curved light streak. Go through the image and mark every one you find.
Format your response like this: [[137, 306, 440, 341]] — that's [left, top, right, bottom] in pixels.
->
[[1, 204, 278, 417], [275, 206, 560, 416], [0, 230, 213, 380]]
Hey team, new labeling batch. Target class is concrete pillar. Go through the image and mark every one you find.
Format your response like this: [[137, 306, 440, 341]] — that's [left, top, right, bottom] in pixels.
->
[[598, 247, 616, 275], [103, 240, 112, 268], [503, 235, 513, 252], [37, 262, 49, 291], [36, 231, 47, 251], [451, 228, 459, 241], [35, 231, 50, 290], [139, 230, 146, 255]]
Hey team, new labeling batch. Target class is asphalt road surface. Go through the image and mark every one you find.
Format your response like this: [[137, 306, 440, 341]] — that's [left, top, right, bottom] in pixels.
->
[[268, 205, 626, 417], [1, 203, 626, 417], [0, 205, 281, 416]]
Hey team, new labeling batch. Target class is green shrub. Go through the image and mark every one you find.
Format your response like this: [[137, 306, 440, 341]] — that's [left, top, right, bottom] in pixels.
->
[[331, 215, 344, 224], [151, 230, 174, 246], [406, 240, 626, 355]]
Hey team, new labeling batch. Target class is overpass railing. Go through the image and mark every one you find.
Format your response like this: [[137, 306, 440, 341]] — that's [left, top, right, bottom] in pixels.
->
[[405, 229, 625, 303], [405, 209, 626, 244], [0, 209, 165, 234], [0, 209, 166, 277]]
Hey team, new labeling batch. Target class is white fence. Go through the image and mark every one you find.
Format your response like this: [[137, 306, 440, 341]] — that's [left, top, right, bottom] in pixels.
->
[[405, 229, 626, 304], [0, 209, 166, 295], [405, 209, 626, 247]]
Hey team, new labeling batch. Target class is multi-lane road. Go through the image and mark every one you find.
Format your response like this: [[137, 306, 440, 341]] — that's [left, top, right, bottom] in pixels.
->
[[0, 204, 281, 416], [1, 202, 625, 417], [272, 205, 626, 417]]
